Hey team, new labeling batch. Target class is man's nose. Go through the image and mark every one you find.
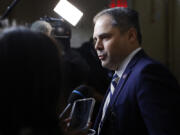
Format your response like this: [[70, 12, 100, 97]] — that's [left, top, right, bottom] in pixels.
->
[[94, 39, 103, 50]]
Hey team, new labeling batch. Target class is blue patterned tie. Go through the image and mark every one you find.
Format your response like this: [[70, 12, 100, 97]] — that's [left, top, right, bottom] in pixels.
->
[[109, 74, 119, 99], [97, 73, 119, 135]]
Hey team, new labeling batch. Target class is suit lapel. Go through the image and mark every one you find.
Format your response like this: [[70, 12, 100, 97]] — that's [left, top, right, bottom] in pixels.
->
[[109, 69, 131, 107]]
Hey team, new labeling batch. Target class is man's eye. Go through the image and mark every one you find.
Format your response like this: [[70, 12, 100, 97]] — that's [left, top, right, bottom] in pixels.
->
[[101, 35, 111, 40]]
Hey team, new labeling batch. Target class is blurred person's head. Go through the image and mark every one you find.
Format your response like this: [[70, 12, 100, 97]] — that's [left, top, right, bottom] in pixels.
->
[[0, 26, 62, 135], [50, 19, 71, 52], [30, 20, 52, 36]]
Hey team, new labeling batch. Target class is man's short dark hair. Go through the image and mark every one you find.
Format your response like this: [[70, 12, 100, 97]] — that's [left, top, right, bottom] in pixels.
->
[[93, 7, 142, 45]]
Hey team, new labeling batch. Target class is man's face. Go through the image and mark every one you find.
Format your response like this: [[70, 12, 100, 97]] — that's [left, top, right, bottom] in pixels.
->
[[93, 15, 130, 70]]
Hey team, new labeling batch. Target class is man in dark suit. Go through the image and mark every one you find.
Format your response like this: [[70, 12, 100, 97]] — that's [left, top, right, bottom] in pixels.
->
[[92, 7, 180, 135]]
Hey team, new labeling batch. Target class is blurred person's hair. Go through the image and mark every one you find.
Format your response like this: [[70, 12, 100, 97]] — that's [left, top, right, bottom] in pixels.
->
[[0, 26, 62, 135], [30, 20, 52, 35]]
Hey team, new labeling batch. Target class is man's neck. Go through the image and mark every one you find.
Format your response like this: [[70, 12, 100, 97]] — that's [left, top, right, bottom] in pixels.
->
[[115, 47, 142, 77]]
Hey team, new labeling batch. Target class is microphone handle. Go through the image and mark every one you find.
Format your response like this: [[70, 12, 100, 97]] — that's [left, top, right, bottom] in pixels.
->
[[59, 103, 71, 119]]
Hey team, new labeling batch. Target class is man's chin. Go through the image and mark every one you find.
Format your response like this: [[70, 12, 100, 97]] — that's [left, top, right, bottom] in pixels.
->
[[101, 61, 107, 67], [101, 61, 113, 70], [101, 61, 117, 70]]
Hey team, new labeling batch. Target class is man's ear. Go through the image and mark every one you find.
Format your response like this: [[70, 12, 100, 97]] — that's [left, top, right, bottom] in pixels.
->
[[127, 27, 137, 43]]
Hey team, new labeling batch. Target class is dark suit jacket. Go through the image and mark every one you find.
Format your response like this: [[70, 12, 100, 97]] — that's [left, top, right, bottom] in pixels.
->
[[93, 50, 180, 135]]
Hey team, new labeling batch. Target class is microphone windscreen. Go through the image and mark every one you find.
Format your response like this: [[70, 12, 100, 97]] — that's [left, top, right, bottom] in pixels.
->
[[68, 85, 92, 104]]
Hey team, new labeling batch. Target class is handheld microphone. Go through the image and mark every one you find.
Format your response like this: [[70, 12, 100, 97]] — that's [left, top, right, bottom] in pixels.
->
[[59, 85, 92, 119]]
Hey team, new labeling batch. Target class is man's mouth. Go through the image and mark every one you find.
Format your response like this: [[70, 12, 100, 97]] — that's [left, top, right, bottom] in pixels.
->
[[98, 54, 106, 60]]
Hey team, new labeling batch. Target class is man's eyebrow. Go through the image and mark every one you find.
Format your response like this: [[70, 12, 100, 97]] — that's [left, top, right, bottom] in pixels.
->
[[99, 33, 111, 38], [93, 32, 112, 40], [94, 32, 108, 37]]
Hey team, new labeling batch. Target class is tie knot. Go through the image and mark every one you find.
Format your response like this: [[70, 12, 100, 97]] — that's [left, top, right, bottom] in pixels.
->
[[112, 74, 119, 82], [111, 74, 119, 88]]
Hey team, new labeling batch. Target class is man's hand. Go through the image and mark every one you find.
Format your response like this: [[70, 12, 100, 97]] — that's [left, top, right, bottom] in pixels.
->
[[60, 117, 92, 135]]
